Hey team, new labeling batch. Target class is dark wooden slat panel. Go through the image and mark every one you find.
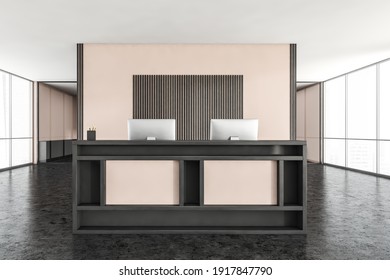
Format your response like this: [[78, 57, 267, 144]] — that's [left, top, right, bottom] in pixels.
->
[[133, 75, 243, 140]]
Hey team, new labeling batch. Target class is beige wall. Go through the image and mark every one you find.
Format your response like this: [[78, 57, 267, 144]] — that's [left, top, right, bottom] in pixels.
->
[[39, 84, 51, 141], [38, 83, 77, 141], [83, 44, 291, 140], [83, 44, 291, 205], [296, 84, 320, 162], [296, 90, 306, 139], [50, 88, 64, 140], [63, 94, 74, 139]]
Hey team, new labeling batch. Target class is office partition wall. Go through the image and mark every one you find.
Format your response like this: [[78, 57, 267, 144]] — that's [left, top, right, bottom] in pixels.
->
[[0, 70, 33, 170], [38, 83, 77, 162], [82, 44, 291, 141], [324, 60, 390, 176], [296, 84, 320, 162]]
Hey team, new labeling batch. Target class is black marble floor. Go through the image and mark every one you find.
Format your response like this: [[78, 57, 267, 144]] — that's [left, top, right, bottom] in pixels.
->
[[0, 162, 389, 259]]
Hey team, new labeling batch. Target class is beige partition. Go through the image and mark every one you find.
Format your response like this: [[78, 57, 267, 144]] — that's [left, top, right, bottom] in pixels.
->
[[50, 89, 64, 140], [63, 94, 74, 140], [38, 83, 77, 141], [296, 90, 306, 140], [83, 44, 290, 140], [38, 84, 51, 141], [83, 44, 291, 205], [106, 160, 180, 205], [305, 84, 320, 162], [296, 84, 320, 162], [204, 161, 277, 205], [72, 97, 77, 139]]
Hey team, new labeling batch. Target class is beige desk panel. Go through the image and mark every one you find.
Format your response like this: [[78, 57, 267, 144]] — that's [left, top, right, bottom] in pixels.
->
[[106, 160, 179, 205], [204, 161, 277, 205]]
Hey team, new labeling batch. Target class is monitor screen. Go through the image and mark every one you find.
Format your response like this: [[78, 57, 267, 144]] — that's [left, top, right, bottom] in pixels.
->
[[128, 119, 176, 140], [210, 119, 258, 140]]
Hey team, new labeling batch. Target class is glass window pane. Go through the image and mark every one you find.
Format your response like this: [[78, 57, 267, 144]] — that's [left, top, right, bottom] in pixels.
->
[[0, 139, 10, 169], [0, 72, 10, 139], [347, 66, 376, 139], [12, 138, 32, 166], [324, 76, 345, 138], [380, 61, 390, 140], [379, 141, 390, 175], [347, 140, 376, 172], [324, 139, 345, 166], [11, 76, 32, 138]]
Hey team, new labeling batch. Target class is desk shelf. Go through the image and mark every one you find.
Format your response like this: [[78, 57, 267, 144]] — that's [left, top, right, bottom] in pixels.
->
[[76, 205, 304, 211], [77, 226, 304, 235]]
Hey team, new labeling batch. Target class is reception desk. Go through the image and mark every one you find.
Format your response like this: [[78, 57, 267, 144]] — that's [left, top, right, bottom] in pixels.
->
[[73, 140, 307, 234]]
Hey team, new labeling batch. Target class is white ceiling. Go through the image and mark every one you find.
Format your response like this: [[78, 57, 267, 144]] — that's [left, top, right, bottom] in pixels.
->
[[1, 0, 390, 83], [43, 82, 77, 95]]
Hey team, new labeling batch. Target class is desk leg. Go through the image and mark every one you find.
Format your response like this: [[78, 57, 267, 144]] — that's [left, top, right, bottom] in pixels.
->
[[100, 160, 106, 206], [179, 160, 185, 206], [199, 160, 204, 206], [278, 160, 284, 206]]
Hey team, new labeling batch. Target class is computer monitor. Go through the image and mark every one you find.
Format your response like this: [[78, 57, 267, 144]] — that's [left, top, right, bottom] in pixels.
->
[[210, 119, 258, 140], [127, 119, 176, 140]]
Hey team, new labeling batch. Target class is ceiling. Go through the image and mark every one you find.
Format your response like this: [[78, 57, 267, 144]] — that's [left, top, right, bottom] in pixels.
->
[[43, 82, 77, 96], [1, 0, 390, 83], [296, 82, 317, 91]]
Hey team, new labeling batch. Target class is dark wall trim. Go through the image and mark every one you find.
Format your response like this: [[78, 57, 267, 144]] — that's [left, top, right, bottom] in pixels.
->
[[290, 44, 297, 140], [320, 82, 324, 164], [37, 82, 40, 162], [77, 44, 83, 140]]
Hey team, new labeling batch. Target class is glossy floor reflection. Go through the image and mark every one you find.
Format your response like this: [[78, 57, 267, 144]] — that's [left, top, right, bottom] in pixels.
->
[[0, 162, 389, 259]]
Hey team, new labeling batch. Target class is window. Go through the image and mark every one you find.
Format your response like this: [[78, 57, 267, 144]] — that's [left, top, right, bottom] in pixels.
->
[[324, 76, 345, 139], [324, 60, 390, 176], [379, 141, 390, 176], [12, 139, 32, 166], [0, 139, 10, 169], [0, 72, 10, 139], [380, 61, 390, 140], [347, 66, 376, 139], [0, 70, 33, 170], [347, 140, 376, 172], [324, 139, 345, 167], [324, 76, 346, 167], [11, 76, 32, 138]]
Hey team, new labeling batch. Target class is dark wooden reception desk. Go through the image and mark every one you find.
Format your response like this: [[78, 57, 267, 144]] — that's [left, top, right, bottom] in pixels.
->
[[73, 140, 307, 234]]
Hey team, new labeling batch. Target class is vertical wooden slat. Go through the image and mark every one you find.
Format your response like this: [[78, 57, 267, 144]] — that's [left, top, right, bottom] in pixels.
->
[[133, 75, 243, 140]]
